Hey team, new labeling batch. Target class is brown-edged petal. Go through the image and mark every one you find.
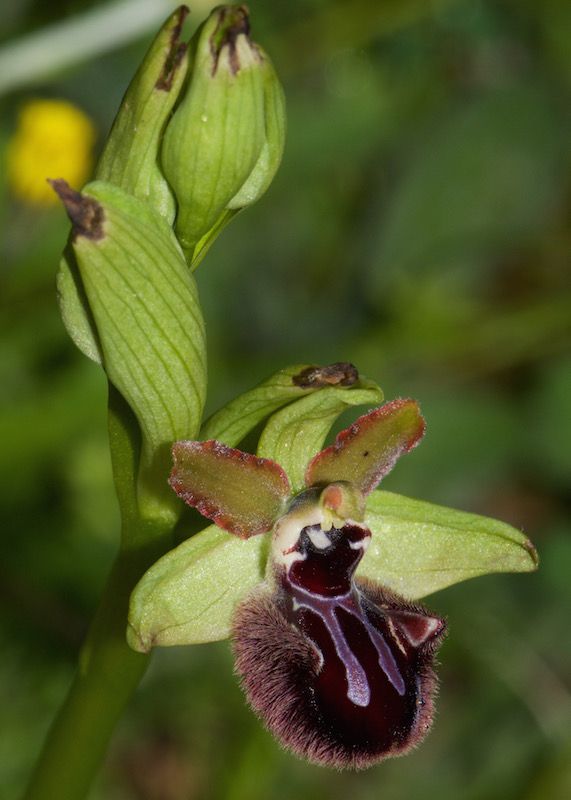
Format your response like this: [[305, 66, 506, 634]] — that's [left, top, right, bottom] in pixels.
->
[[169, 440, 290, 537], [305, 399, 425, 495]]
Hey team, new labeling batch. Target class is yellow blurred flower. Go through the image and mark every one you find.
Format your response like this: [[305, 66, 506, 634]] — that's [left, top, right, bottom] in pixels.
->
[[7, 99, 96, 206]]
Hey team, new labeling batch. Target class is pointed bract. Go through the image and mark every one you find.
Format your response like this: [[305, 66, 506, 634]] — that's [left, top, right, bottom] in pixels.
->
[[170, 440, 290, 537], [306, 399, 425, 495]]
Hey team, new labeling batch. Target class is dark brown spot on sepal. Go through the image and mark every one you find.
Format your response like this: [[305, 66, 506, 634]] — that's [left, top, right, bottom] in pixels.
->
[[49, 180, 104, 242], [232, 581, 446, 769], [293, 362, 359, 389]]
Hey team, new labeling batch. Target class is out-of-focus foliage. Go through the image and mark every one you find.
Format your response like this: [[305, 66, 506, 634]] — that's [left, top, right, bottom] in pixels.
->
[[1, 1, 570, 798]]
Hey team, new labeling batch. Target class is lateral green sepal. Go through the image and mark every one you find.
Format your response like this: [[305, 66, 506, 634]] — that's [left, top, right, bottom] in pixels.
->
[[127, 525, 266, 651], [359, 490, 539, 599]]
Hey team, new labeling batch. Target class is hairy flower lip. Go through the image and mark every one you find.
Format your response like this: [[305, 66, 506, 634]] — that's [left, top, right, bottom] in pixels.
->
[[232, 573, 447, 769]]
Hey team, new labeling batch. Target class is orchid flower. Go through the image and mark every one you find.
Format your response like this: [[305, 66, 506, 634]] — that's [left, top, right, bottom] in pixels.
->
[[168, 399, 445, 768], [128, 366, 537, 770]]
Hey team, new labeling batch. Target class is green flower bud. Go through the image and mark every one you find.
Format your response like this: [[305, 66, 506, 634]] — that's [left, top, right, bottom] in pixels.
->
[[96, 6, 190, 224], [161, 5, 286, 266]]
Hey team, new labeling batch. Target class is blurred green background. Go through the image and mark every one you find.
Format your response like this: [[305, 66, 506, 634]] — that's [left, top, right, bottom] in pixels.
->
[[1, 0, 571, 798]]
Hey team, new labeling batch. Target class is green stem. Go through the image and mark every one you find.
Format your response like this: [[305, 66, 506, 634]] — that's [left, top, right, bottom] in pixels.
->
[[23, 387, 177, 800], [23, 558, 150, 800]]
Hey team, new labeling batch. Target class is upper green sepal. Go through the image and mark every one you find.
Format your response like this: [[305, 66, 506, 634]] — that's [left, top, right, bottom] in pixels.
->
[[361, 490, 539, 598], [257, 378, 384, 491], [201, 362, 373, 448]]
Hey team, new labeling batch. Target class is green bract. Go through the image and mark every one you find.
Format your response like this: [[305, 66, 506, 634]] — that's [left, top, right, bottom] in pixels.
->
[[52, 179, 206, 521], [57, 7, 189, 365]]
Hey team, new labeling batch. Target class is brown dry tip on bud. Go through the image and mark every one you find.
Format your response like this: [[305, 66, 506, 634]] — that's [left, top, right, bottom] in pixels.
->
[[293, 362, 359, 389], [49, 179, 104, 241], [210, 5, 255, 75], [156, 5, 189, 91]]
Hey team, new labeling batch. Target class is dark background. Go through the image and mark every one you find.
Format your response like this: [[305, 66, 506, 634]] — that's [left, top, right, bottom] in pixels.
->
[[1, 0, 570, 798]]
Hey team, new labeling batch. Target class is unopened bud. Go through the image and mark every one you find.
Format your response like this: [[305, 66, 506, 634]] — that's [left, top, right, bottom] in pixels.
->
[[96, 6, 190, 223], [161, 5, 285, 266]]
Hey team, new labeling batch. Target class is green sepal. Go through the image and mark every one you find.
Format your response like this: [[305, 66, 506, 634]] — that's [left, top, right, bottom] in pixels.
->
[[257, 379, 384, 491], [201, 364, 323, 445], [359, 490, 539, 599], [96, 5, 189, 223], [55, 179, 206, 519], [127, 524, 266, 651]]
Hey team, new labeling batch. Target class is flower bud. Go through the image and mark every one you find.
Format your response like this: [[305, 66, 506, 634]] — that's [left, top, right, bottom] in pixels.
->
[[96, 6, 190, 223], [161, 5, 285, 265]]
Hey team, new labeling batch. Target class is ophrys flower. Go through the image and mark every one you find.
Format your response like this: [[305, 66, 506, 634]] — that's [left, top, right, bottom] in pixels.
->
[[169, 399, 446, 768]]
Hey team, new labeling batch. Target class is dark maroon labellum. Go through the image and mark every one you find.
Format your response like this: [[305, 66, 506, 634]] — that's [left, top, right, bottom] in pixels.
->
[[232, 515, 446, 769]]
